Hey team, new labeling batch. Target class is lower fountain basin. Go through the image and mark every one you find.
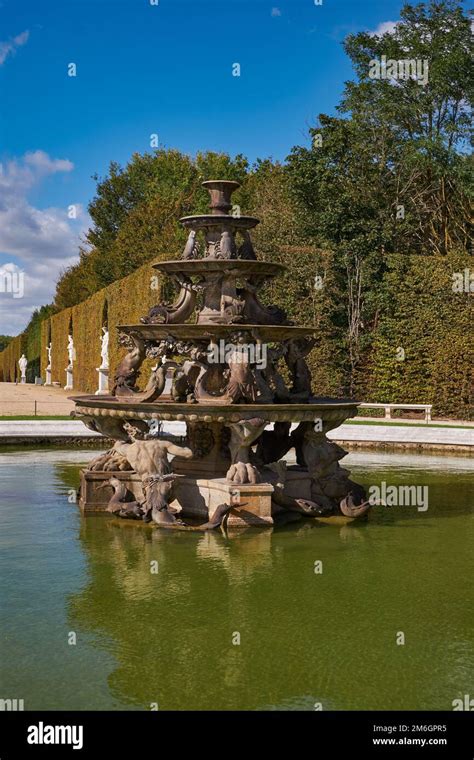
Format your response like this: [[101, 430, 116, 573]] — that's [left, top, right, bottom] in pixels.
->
[[152, 259, 284, 277], [71, 396, 359, 431]]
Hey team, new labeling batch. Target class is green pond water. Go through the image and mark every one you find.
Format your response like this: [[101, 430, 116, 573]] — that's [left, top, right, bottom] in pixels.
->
[[0, 447, 473, 711]]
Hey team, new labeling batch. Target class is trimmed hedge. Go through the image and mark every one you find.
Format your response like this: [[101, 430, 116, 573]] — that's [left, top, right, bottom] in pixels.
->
[[0, 333, 27, 382], [106, 262, 164, 391], [1, 250, 472, 419], [50, 307, 73, 386], [37, 262, 163, 393], [72, 290, 107, 393], [363, 253, 473, 418], [40, 318, 51, 377]]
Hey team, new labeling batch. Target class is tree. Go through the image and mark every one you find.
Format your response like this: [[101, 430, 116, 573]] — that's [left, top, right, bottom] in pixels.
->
[[342, 0, 472, 255], [0, 335, 12, 352], [54, 149, 251, 306], [287, 0, 472, 394]]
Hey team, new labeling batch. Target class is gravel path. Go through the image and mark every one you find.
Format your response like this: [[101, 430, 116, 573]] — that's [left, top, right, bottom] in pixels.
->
[[0, 382, 87, 416]]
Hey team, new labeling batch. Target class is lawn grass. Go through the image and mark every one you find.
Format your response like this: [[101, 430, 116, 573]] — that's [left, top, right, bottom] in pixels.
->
[[0, 415, 72, 421], [348, 419, 470, 429], [0, 415, 470, 429]]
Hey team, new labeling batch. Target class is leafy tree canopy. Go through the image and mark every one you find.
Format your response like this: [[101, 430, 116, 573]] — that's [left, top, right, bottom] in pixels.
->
[[0, 335, 12, 353]]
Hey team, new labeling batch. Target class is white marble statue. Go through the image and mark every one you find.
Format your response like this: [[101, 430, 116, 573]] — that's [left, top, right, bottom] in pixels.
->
[[18, 354, 28, 382], [100, 327, 109, 369], [67, 335, 75, 367], [45, 342, 52, 385]]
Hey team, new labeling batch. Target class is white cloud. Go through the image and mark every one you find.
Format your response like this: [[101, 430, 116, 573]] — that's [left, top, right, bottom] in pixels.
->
[[368, 21, 398, 37], [0, 202, 82, 259], [271, 7, 281, 17], [24, 150, 74, 175], [0, 152, 89, 335], [0, 151, 74, 205], [0, 29, 29, 65]]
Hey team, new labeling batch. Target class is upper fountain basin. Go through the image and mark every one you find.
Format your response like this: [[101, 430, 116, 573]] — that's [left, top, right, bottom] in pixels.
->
[[152, 259, 286, 278], [179, 215, 260, 230]]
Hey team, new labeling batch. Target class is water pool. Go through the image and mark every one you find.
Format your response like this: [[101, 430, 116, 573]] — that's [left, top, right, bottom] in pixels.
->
[[0, 448, 472, 710]]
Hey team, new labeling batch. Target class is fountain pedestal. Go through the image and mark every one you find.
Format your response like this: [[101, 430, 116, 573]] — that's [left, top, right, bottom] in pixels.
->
[[172, 478, 275, 527], [79, 469, 274, 526]]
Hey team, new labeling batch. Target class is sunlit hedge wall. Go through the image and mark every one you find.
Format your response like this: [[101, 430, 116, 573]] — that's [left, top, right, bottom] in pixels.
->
[[0, 333, 27, 382], [50, 307, 73, 386], [259, 249, 473, 418], [106, 262, 162, 391], [71, 290, 107, 394], [363, 253, 473, 419], [37, 262, 162, 393], [40, 318, 51, 377], [24, 316, 42, 382], [1, 251, 472, 418]]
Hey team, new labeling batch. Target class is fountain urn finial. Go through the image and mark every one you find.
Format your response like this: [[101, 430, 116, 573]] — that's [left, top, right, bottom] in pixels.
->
[[202, 180, 240, 216]]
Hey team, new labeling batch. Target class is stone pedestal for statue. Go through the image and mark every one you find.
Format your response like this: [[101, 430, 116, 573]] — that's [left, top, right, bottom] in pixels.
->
[[71, 180, 371, 531], [64, 365, 74, 391], [95, 367, 109, 395], [45, 367, 52, 386]]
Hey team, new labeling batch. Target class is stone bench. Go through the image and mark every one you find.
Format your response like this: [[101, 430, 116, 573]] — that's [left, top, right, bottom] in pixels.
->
[[358, 403, 432, 423]]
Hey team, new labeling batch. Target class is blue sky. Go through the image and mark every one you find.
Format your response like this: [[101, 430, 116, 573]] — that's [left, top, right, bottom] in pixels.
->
[[0, 0, 406, 334]]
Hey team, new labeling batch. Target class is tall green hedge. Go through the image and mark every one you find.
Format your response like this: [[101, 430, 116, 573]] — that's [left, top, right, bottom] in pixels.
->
[[72, 290, 107, 393], [1, 251, 472, 419], [40, 318, 51, 377], [36, 262, 162, 393], [363, 253, 473, 417], [106, 261, 163, 391], [50, 307, 73, 386], [0, 333, 27, 382]]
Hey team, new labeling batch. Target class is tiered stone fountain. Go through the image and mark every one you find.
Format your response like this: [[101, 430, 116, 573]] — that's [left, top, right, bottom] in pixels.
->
[[71, 180, 369, 529]]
